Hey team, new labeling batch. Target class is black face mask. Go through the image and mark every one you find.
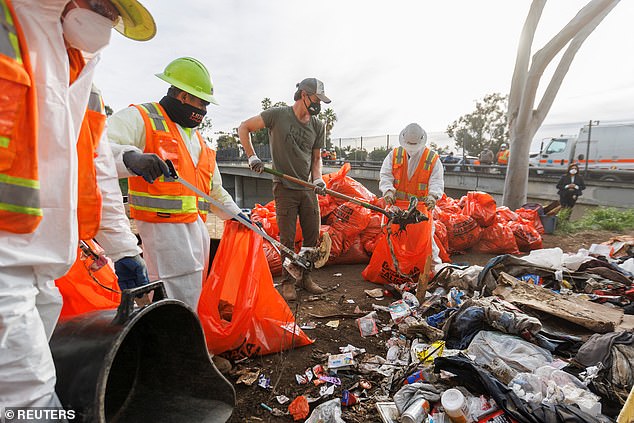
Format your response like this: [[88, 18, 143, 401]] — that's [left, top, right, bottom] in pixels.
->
[[159, 95, 207, 128], [303, 96, 321, 116]]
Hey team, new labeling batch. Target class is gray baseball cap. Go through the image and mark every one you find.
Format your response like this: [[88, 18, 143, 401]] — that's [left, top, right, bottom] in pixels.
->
[[297, 78, 331, 103]]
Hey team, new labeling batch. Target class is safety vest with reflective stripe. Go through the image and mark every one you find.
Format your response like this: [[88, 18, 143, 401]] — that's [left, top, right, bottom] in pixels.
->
[[497, 149, 509, 165], [392, 146, 438, 201], [128, 102, 214, 223], [69, 47, 106, 239], [0, 0, 41, 234]]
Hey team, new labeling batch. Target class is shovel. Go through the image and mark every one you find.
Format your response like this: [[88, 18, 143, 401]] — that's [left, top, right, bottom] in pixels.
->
[[164, 160, 310, 279], [262, 167, 428, 227]]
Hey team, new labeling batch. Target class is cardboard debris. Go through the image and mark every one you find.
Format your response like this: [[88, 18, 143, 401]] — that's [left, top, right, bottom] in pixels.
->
[[493, 272, 624, 333]]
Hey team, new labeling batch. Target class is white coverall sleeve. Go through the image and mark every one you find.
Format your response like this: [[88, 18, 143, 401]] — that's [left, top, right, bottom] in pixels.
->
[[428, 159, 445, 200], [379, 150, 396, 196], [208, 165, 242, 220], [93, 125, 142, 262], [107, 106, 146, 177]]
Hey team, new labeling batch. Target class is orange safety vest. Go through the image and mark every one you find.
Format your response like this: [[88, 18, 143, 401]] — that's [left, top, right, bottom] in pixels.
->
[[68, 48, 106, 239], [497, 149, 509, 165], [392, 146, 439, 202], [128, 102, 214, 223], [0, 0, 41, 233]]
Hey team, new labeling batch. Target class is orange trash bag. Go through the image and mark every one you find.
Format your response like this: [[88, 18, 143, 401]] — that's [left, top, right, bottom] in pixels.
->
[[461, 191, 497, 227], [473, 222, 520, 255], [55, 240, 120, 319], [323, 163, 375, 204], [198, 221, 313, 359], [362, 207, 433, 287]]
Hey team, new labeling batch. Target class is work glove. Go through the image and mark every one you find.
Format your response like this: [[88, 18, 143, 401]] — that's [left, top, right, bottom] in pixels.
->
[[248, 155, 264, 173], [233, 211, 252, 225], [114, 255, 150, 290], [313, 178, 327, 195], [423, 196, 437, 211], [383, 190, 396, 205], [123, 151, 170, 183]]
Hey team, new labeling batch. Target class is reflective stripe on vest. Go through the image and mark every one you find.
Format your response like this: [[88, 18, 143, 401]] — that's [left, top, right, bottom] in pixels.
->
[[0, 0, 21, 63], [0, 0, 42, 233], [129, 191, 199, 214], [138, 103, 169, 132], [392, 147, 437, 201], [0, 173, 41, 215]]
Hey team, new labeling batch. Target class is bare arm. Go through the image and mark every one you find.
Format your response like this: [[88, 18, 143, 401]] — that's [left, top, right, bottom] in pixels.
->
[[238, 115, 266, 158], [311, 148, 323, 182]]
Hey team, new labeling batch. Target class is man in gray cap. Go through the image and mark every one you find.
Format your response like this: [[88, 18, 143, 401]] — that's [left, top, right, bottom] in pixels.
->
[[238, 78, 331, 302]]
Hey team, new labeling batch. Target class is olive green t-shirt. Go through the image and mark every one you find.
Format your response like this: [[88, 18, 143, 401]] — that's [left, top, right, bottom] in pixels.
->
[[261, 106, 325, 190]]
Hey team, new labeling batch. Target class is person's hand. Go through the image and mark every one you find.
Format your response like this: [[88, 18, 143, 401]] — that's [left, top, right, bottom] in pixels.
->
[[423, 196, 437, 210], [123, 151, 170, 183], [383, 190, 395, 205], [114, 255, 150, 290], [248, 155, 264, 173], [313, 178, 326, 195]]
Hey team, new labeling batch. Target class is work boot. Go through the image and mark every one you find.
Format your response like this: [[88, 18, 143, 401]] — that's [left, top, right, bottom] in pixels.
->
[[211, 355, 232, 375], [280, 280, 297, 302], [298, 273, 324, 294]]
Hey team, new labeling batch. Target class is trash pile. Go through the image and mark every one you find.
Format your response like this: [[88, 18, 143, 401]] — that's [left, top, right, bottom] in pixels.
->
[[254, 164, 546, 276], [251, 239, 634, 422]]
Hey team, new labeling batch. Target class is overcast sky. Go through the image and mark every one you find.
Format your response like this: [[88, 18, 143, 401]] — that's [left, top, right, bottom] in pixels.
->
[[95, 0, 634, 151]]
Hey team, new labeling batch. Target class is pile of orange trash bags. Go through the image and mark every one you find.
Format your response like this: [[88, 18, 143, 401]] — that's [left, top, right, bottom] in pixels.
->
[[255, 164, 545, 275]]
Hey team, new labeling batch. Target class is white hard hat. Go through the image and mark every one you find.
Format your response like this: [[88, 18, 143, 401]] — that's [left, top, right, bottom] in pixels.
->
[[501, 143, 508, 149], [399, 123, 427, 148]]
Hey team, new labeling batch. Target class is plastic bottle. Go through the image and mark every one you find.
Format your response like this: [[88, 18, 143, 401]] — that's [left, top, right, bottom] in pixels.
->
[[441, 389, 469, 423]]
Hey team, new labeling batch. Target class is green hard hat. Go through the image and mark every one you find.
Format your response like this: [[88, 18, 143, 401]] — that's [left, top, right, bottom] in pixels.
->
[[155, 57, 218, 105]]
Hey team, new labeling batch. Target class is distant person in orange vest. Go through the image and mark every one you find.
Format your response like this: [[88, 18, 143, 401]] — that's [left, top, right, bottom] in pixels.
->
[[496, 143, 510, 165], [108, 57, 243, 311], [0, 0, 156, 411], [362, 123, 445, 286]]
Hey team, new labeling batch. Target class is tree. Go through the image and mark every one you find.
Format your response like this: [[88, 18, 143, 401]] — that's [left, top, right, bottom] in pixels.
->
[[503, 0, 619, 209], [368, 146, 390, 162], [197, 116, 214, 147], [318, 107, 338, 150], [347, 148, 367, 162], [446, 93, 509, 157], [216, 133, 239, 150], [250, 98, 290, 145]]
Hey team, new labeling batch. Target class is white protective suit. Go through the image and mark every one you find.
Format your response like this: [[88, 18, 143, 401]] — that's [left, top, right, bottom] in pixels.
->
[[0, 0, 96, 409], [108, 106, 241, 310], [379, 126, 445, 266]]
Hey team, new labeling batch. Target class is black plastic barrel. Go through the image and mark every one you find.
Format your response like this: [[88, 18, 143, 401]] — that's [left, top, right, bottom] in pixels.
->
[[50, 282, 235, 423]]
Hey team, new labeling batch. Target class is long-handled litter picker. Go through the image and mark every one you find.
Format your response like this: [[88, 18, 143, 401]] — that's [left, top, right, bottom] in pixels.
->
[[164, 160, 329, 279], [262, 167, 428, 229]]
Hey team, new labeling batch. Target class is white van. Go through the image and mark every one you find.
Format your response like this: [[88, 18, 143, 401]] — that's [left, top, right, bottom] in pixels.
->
[[532, 123, 634, 175]]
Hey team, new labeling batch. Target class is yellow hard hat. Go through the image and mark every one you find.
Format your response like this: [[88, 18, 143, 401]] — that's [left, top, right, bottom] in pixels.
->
[[111, 0, 157, 41], [155, 57, 218, 104]]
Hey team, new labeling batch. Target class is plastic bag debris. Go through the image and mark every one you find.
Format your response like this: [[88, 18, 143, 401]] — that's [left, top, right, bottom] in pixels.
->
[[288, 395, 310, 421], [357, 311, 379, 337], [305, 398, 345, 423]]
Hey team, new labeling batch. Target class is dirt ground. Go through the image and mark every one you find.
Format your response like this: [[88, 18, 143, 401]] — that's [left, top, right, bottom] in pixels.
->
[[222, 228, 633, 423]]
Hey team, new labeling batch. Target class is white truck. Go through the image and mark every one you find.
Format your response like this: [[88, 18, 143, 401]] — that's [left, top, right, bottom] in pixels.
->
[[530, 123, 634, 181]]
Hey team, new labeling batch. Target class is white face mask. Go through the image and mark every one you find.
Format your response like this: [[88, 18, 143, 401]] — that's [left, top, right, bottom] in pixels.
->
[[569, 168, 578, 175], [62, 2, 113, 54], [403, 143, 424, 155]]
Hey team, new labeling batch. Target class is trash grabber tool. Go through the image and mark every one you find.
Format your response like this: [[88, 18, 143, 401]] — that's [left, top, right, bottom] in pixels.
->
[[164, 160, 309, 278], [261, 167, 428, 226]]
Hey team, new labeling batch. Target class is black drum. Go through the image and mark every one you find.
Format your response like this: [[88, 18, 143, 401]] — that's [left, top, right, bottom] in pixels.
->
[[50, 282, 235, 423]]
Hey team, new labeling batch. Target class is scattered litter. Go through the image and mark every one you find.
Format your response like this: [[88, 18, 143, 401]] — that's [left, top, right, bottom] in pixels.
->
[[296, 373, 308, 385], [341, 390, 359, 406], [318, 375, 342, 385], [357, 311, 379, 337], [388, 299, 411, 323], [365, 288, 385, 298], [305, 398, 345, 423], [288, 396, 310, 421], [276, 395, 290, 405], [333, 273, 343, 277], [235, 369, 260, 386], [339, 344, 366, 355], [346, 299, 355, 303], [375, 402, 399, 423], [300, 321, 317, 330], [257, 373, 271, 389], [326, 320, 340, 329], [328, 352, 355, 369], [319, 384, 336, 397]]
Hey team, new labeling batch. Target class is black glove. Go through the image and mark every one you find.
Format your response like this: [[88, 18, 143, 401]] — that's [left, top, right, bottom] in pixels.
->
[[123, 151, 170, 183], [114, 255, 150, 290]]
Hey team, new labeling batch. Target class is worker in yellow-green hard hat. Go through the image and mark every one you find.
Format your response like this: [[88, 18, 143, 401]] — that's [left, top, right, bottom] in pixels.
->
[[107, 57, 241, 316]]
